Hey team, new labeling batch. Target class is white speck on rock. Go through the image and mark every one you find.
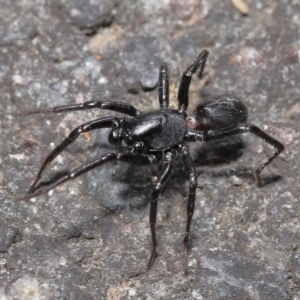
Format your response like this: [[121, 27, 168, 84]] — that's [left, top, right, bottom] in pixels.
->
[[128, 288, 136, 296], [191, 289, 203, 299]]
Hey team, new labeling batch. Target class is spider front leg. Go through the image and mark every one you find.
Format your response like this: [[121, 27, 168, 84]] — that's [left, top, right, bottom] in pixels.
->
[[147, 149, 176, 270], [28, 116, 127, 193], [8, 100, 142, 117], [19, 152, 162, 201], [177, 49, 209, 113], [186, 124, 284, 186]]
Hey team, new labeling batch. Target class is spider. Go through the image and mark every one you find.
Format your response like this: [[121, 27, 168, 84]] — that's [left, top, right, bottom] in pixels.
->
[[13, 50, 284, 270]]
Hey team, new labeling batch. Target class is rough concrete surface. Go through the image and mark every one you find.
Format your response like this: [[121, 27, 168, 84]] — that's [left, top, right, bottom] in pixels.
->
[[0, 0, 299, 299]]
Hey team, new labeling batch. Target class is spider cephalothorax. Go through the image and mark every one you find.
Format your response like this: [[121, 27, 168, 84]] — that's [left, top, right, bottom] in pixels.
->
[[14, 50, 284, 269]]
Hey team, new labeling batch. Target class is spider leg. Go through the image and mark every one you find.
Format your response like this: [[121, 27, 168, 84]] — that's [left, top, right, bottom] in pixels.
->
[[147, 149, 175, 270], [158, 63, 169, 108], [177, 144, 197, 250], [186, 124, 284, 186], [19, 152, 162, 202], [177, 50, 209, 113], [8, 100, 142, 117], [28, 116, 126, 193]]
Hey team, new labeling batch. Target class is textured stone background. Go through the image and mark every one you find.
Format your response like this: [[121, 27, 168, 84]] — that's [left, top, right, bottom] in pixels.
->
[[0, 1, 299, 299]]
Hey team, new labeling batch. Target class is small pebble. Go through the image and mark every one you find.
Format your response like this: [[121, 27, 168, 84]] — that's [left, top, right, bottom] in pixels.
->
[[231, 0, 249, 15], [230, 175, 243, 186]]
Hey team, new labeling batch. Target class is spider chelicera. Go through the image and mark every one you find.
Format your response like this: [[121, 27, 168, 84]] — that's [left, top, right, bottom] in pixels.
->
[[14, 50, 284, 270]]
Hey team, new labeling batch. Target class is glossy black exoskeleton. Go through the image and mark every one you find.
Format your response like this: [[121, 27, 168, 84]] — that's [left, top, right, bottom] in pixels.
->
[[12, 50, 284, 270], [186, 95, 248, 131], [123, 109, 187, 150]]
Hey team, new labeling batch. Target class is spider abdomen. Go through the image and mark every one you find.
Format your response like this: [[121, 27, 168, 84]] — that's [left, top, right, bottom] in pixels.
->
[[124, 109, 187, 151], [186, 94, 248, 131]]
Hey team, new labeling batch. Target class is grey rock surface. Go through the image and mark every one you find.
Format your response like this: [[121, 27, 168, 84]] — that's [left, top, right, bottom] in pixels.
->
[[0, 0, 299, 299]]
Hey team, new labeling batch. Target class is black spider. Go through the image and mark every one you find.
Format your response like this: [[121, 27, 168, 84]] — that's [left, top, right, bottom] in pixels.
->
[[14, 50, 284, 270]]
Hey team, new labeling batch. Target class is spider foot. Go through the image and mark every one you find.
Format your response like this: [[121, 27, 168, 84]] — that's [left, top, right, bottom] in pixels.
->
[[183, 237, 189, 252], [147, 249, 157, 271]]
